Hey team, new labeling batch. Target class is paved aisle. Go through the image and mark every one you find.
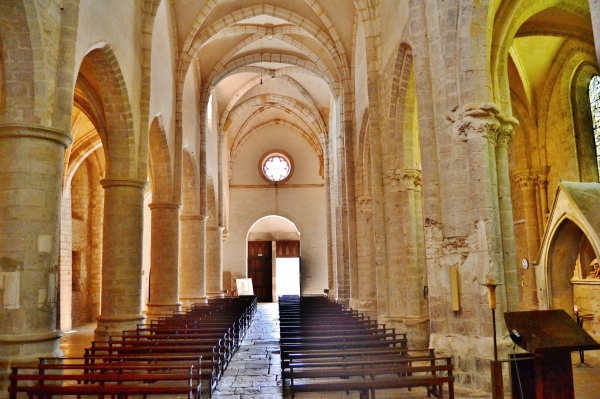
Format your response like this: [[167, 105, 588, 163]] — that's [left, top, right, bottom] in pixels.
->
[[211, 303, 465, 399]]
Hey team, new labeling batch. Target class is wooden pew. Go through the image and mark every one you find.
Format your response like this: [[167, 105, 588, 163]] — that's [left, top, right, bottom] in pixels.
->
[[87, 340, 224, 379], [8, 363, 202, 399], [286, 358, 454, 399], [277, 296, 454, 398], [8, 295, 256, 399]]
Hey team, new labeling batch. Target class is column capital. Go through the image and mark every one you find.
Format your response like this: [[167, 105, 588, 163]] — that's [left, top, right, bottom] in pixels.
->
[[495, 124, 516, 148], [0, 123, 72, 148], [357, 195, 372, 212], [446, 103, 518, 144], [385, 168, 422, 191], [101, 177, 148, 189], [180, 214, 209, 221], [515, 172, 538, 190], [148, 202, 182, 210]]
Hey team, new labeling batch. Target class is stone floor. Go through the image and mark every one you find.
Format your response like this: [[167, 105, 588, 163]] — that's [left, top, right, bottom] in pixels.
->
[[60, 303, 600, 399]]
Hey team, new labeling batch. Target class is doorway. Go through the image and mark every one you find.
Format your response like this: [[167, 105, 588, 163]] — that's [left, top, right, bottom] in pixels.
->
[[246, 216, 301, 302], [276, 258, 300, 296]]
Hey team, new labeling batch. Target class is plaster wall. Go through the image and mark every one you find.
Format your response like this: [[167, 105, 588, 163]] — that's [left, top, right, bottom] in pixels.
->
[[149, 0, 176, 171], [380, 1, 409, 68], [182, 67, 200, 158], [75, 0, 142, 140], [354, 20, 368, 130], [224, 126, 327, 296]]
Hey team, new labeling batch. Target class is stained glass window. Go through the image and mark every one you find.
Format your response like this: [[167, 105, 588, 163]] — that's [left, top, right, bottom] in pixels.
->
[[262, 154, 291, 182], [590, 76, 600, 180]]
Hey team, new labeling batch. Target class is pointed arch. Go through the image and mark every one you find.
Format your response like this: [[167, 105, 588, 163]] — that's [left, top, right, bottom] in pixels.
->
[[181, 147, 200, 215], [85, 45, 137, 179], [149, 114, 173, 201]]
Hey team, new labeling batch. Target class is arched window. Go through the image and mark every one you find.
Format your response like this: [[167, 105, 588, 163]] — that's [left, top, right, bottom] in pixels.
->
[[589, 76, 600, 180]]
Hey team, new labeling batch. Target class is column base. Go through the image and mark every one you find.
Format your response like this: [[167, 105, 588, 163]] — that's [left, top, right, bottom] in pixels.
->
[[207, 291, 226, 299], [349, 298, 378, 319], [0, 331, 63, 394], [95, 314, 146, 341], [145, 302, 183, 322], [180, 296, 209, 308], [380, 316, 430, 348]]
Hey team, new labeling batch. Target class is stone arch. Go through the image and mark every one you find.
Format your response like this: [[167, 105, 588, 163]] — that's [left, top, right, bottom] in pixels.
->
[[571, 63, 599, 183], [180, 4, 349, 84], [357, 109, 371, 196], [148, 115, 173, 202], [84, 45, 137, 179], [547, 217, 593, 312], [387, 43, 418, 168], [181, 147, 199, 215], [538, 43, 598, 197], [491, 0, 592, 115]]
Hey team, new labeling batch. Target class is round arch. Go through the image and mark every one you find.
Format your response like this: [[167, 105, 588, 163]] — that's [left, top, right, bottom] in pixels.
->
[[246, 215, 301, 302]]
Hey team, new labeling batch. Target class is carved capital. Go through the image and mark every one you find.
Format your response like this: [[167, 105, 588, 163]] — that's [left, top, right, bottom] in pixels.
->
[[386, 168, 404, 189], [401, 168, 422, 190], [385, 168, 422, 191], [357, 195, 372, 212], [515, 173, 538, 191], [446, 103, 519, 146], [446, 103, 501, 142], [494, 124, 513, 147]]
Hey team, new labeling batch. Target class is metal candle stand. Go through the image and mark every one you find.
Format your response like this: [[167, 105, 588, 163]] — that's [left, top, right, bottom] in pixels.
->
[[481, 280, 503, 399], [574, 306, 594, 368]]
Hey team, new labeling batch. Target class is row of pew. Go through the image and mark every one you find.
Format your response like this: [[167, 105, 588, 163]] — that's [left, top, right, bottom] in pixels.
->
[[8, 296, 257, 399], [278, 295, 454, 399]]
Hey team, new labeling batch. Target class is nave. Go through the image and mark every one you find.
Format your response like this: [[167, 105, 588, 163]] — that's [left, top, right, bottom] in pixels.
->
[[58, 302, 600, 399]]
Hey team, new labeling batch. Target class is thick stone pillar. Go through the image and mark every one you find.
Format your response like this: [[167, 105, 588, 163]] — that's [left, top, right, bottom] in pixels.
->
[[206, 226, 224, 297], [351, 195, 377, 317], [382, 168, 429, 347], [516, 172, 540, 310], [95, 178, 146, 341], [146, 202, 182, 320], [180, 214, 208, 307], [0, 125, 71, 391]]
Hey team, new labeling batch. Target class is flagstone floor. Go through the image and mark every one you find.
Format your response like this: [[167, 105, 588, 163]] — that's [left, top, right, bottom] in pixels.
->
[[60, 303, 600, 399]]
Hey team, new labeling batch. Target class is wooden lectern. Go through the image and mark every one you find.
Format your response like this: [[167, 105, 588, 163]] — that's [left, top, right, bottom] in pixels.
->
[[504, 310, 600, 399]]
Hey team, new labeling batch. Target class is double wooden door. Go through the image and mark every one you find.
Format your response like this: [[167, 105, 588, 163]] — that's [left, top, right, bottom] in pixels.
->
[[247, 241, 272, 302], [247, 240, 301, 302]]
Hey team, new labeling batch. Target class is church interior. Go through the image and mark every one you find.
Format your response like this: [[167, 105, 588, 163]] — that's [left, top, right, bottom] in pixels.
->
[[2, 0, 600, 397]]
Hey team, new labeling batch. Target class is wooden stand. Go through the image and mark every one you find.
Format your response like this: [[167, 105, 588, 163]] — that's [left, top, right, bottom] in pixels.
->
[[504, 310, 600, 399]]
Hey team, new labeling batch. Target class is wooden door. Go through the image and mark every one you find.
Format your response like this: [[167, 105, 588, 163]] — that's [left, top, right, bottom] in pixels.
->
[[247, 241, 272, 302]]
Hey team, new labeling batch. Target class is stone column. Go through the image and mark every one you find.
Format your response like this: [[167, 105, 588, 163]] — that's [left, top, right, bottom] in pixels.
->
[[352, 195, 377, 317], [95, 178, 146, 341], [146, 202, 182, 320], [516, 172, 540, 310], [0, 125, 71, 384], [536, 172, 549, 235], [401, 169, 429, 347], [382, 168, 429, 347], [180, 214, 208, 307], [206, 226, 224, 297], [496, 126, 519, 311]]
